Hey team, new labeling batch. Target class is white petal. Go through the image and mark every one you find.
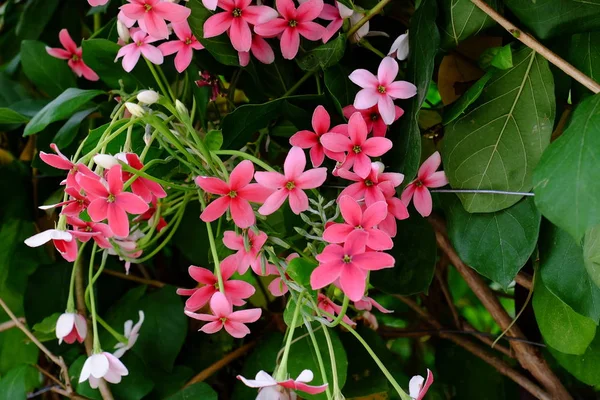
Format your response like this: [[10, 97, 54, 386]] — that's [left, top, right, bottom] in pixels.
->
[[88, 376, 100, 389], [336, 1, 353, 18], [295, 369, 314, 383], [25, 230, 72, 247], [389, 32, 409, 61], [137, 90, 159, 105], [409, 375, 424, 399], [74, 314, 88, 340], [123, 320, 133, 338], [88, 354, 110, 379], [93, 154, 120, 169], [125, 102, 145, 118], [238, 371, 278, 388], [56, 313, 75, 341]]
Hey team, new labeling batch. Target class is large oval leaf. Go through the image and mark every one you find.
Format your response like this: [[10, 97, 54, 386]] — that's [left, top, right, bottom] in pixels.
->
[[569, 32, 600, 102], [443, 47, 555, 213], [444, 195, 540, 289], [549, 334, 600, 386], [533, 93, 600, 242], [584, 226, 600, 288], [439, 0, 499, 49], [20, 40, 76, 97]]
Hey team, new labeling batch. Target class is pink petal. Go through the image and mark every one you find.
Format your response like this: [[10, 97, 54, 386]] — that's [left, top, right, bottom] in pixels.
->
[[339, 195, 362, 226], [362, 201, 388, 228], [372, 118, 388, 137], [210, 292, 233, 317], [290, 130, 319, 148], [316, 244, 344, 263], [352, 251, 395, 270], [297, 22, 325, 41], [195, 176, 230, 195], [158, 41, 183, 56], [320, 132, 351, 153], [46, 47, 71, 60], [200, 196, 231, 222], [59, 29, 78, 54], [230, 160, 254, 190], [362, 137, 393, 157], [238, 51, 250, 66], [200, 320, 224, 334], [386, 81, 417, 100], [230, 18, 252, 52], [107, 165, 124, 195], [344, 230, 368, 256], [348, 69, 378, 89], [339, 265, 367, 301], [310, 261, 343, 289], [144, 12, 170, 39], [288, 189, 309, 214], [365, 228, 393, 251], [39, 152, 73, 170], [204, 13, 233, 38], [309, 145, 325, 168], [229, 308, 262, 323], [107, 204, 130, 237], [243, 5, 279, 25], [413, 187, 433, 217], [323, 223, 354, 243], [224, 321, 250, 338], [120, 46, 141, 73], [184, 310, 218, 322], [268, 277, 288, 297], [140, 44, 164, 65], [120, 3, 146, 19], [295, 168, 327, 189], [258, 189, 288, 215], [189, 265, 216, 284], [225, 280, 256, 302], [354, 88, 379, 109], [295, 382, 329, 395], [284, 146, 306, 180], [280, 27, 300, 59], [276, 0, 296, 20], [250, 36, 274, 64], [152, 1, 191, 22], [79, 62, 100, 81], [423, 171, 448, 188], [254, 18, 288, 38], [230, 198, 255, 228], [418, 151, 442, 181], [387, 197, 409, 220], [87, 199, 109, 222], [222, 231, 244, 250], [353, 153, 372, 179], [237, 183, 272, 203], [312, 105, 330, 134], [116, 192, 149, 215], [377, 57, 399, 86], [379, 214, 397, 237], [377, 95, 396, 125], [185, 286, 215, 311], [79, 175, 108, 198], [297, 0, 323, 21], [348, 112, 368, 144]]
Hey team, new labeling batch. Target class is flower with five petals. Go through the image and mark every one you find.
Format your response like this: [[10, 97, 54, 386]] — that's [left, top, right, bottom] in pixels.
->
[[46, 29, 99, 81], [401, 151, 448, 217]]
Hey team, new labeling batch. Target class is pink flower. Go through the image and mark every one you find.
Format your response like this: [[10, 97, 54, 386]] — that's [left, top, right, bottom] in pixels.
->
[[401, 151, 448, 217], [409, 369, 434, 400], [56, 312, 87, 344], [378, 182, 409, 238], [68, 216, 114, 249], [354, 296, 393, 313], [222, 230, 273, 275], [343, 105, 404, 137], [255, 147, 327, 215], [237, 35, 275, 66], [78, 166, 149, 237], [323, 196, 392, 251], [24, 229, 78, 262], [319, 4, 343, 43], [185, 292, 262, 338], [46, 29, 99, 81], [196, 160, 270, 228], [254, 0, 325, 60], [158, 21, 204, 72], [120, 0, 191, 39], [120, 153, 167, 203], [317, 293, 355, 326], [337, 162, 404, 206], [39, 144, 96, 190], [115, 29, 164, 72], [134, 199, 168, 232], [289, 105, 345, 167], [196, 71, 221, 100], [88, 0, 109, 6], [39, 186, 90, 216], [349, 57, 416, 124], [79, 352, 128, 388], [267, 253, 298, 297], [311, 230, 394, 301], [204, 0, 278, 53], [177, 264, 255, 311], [238, 370, 328, 397], [321, 112, 392, 179]]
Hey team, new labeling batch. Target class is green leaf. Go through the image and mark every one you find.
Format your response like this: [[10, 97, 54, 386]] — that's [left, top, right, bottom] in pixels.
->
[[173, 202, 210, 266], [286, 257, 317, 288], [439, 0, 499, 49], [479, 45, 513, 70], [24, 88, 105, 137], [539, 223, 600, 322], [283, 294, 315, 328], [0, 73, 29, 107], [549, 333, 600, 386], [296, 34, 346, 71], [533, 278, 596, 355], [371, 217, 436, 295], [32, 312, 60, 334], [505, 0, 600, 40], [16, 0, 60, 40], [443, 70, 493, 125], [584, 226, 600, 288], [188, 0, 239, 66], [0, 108, 29, 125], [20, 40, 76, 97], [205, 130, 223, 151], [385, 0, 439, 181], [287, 324, 347, 400], [443, 47, 555, 213], [167, 382, 217, 400], [0, 365, 41, 399], [53, 108, 96, 148], [569, 32, 600, 102], [324, 64, 357, 116], [533, 93, 600, 242], [444, 195, 540, 289]]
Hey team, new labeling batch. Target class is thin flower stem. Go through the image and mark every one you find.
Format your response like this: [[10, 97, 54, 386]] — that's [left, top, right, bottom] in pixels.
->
[[276, 293, 304, 381], [327, 295, 349, 327], [339, 320, 412, 400], [303, 319, 332, 400], [67, 244, 88, 313], [94, 13, 101, 33], [347, 0, 392, 39], [212, 150, 276, 172], [88, 244, 102, 353], [283, 68, 318, 97], [96, 315, 128, 344], [318, 321, 340, 395], [145, 59, 171, 99], [156, 64, 176, 101], [198, 191, 225, 293], [359, 39, 386, 58], [431, 189, 535, 196], [79, 119, 137, 164], [121, 163, 196, 191]]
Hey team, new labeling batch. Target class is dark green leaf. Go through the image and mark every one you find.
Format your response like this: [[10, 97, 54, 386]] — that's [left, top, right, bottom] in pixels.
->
[[549, 334, 600, 386], [11, 99, 51, 118], [0, 72, 29, 107], [32, 312, 61, 334], [324, 64, 357, 116], [173, 202, 210, 266], [505, 0, 600, 39], [20, 40, 76, 97], [205, 130, 223, 151], [533, 278, 596, 355], [439, 0, 499, 49], [53, 108, 96, 148], [533, 93, 600, 241], [283, 295, 315, 328], [443, 47, 555, 212], [167, 382, 217, 400], [479, 45, 513, 70], [0, 365, 41, 399], [539, 223, 600, 322], [569, 32, 600, 102], [0, 108, 29, 125], [287, 257, 318, 288], [16, 0, 60, 40], [443, 70, 493, 125], [584, 226, 600, 288], [188, 0, 239, 66], [371, 217, 436, 295], [296, 34, 346, 71], [385, 0, 439, 181], [24, 88, 105, 137], [444, 195, 540, 289]]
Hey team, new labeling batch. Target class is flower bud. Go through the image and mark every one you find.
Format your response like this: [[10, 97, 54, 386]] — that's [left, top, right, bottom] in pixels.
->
[[137, 90, 159, 105], [56, 312, 87, 344], [125, 102, 145, 118], [175, 100, 188, 117], [117, 20, 131, 43], [93, 154, 120, 169], [143, 124, 153, 146]]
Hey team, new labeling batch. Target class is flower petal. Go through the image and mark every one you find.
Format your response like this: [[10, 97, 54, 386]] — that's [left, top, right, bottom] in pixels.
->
[[377, 57, 399, 86]]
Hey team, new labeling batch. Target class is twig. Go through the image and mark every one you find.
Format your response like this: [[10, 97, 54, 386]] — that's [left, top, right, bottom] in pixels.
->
[[34, 365, 65, 389], [0, 297, 73, 394], [515, 272, 533, 291], [434, 269, 461, 328], [470, 0, 600, 94], [396, 296, 551, 400], [551, 106, 572, 142], [428, 215, 572, 400], [185, 341, 257, 387], [347, 0, 393, 38], [0, 318, 25, 332], [49, 386, 90, 400], [461, 321, 513, 358], [99, 268, 165, 288]]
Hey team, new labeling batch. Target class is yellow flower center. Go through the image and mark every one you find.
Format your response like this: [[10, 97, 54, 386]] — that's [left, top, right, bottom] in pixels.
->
[[377, 85, 386, 93]]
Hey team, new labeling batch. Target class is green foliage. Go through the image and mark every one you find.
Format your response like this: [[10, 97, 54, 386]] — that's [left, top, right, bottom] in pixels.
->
[[20, 40, 76, 97], [438, 0, 499, 49], [583, 226, 600, 288], [0, 364, 42, 399], [534, 93, 600, 242], [286, 257, 318, 288], [444, 47, 555, 212], [549, 334, 600, 386], [296, 35, 347, 71], [444, 195, 540, 289], [0, 108, 29, 125], [569, 32, 600, 102], [324, 64, 357, 116], [443, 70, 493, 125], [167, 382, 218, 400]]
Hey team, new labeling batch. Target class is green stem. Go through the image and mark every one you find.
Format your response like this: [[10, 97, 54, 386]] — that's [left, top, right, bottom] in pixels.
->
[[93, 13, 101, 33], [121, 163, 196, 191], [145, 59, 171, 99], [67, 244, 87, 313], [97, 315, 128, 344], [359, 39, 386, 58], [319, 321, 340, 395], [303, 318, 332, 400], [283, 68, 318, 96], [156, 64, 176, 101], [79, 119, 137, 164], [347, 0, 392, 38], [212, 150, 276, 172], [277, 293, 304, 381], [198, 192, 225, 293], [328, 295, 349, 327], [339, 320, 411, 400], [88, 244, 102, 353], [315, 73, 323, 95]]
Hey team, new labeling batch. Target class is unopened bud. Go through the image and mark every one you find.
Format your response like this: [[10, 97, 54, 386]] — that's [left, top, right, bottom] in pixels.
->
[[137, 90, 159, 105], [144, 124, 153, 146], [93, 154, 120, 169], [175, 100, 188, 117], [117, 20, 131, 43], [125, 102, 145, 118]]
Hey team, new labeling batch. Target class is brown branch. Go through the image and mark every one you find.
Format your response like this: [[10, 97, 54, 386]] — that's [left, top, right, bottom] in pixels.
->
[[185, 341, 257, 387], [435, 269, 461, 328], [35, 364, 66, 389], [462, 321, 513, 358], [428, 215, 572, 400], [551, 106, 573, 142], [471, 0, 600, 93], [0, 317, 25, 332], [515, 272, 533, 290], [0, 297, 73, 394], [396, 296, 551, 400], [99, 268, 165, 288]]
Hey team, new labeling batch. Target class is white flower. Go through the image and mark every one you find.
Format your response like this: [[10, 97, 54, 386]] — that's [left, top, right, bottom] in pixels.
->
[[336, 1, 353, 19], [389, 31, 409, 61], [137, 90, 159, 105], [125, 102, 145, 118], [79, 352, 128, 388], [24, 229, 72, 247], [349, 12, 369, 43], [175, 100, 189, 117], [56, 312, 87, 344], [93, 154, 120, 169], [409, 369, 434, 400], [117, 20, 130, 43], [238, 370, 327, 399], [113, 311, 145, 358], [202, 0, 217, 10]]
